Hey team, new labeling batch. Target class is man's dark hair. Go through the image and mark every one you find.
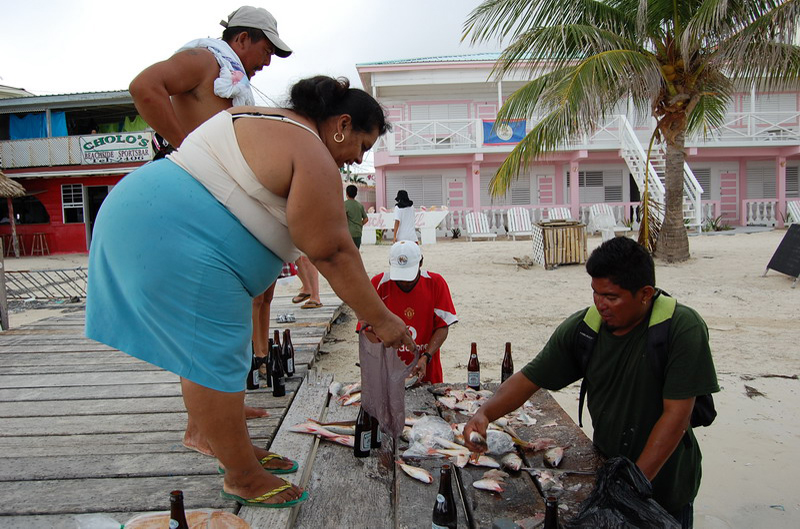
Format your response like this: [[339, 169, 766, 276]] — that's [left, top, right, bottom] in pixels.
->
[[346, 185, 358, 198], [222, 27, 266, 44], [585, 237, 655, 294]]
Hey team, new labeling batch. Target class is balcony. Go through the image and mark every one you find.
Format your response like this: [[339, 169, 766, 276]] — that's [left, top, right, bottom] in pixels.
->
[[1, 131, 154, 170], [376, 111, 800, 156]]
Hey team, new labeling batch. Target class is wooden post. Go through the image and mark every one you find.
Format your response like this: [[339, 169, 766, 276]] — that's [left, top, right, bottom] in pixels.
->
[[0, 238, 8, 330], [7, 197, 20, 258]]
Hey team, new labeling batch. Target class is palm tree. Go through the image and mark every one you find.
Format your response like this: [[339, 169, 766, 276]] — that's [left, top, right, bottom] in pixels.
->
[[464, 0, 800, 261]]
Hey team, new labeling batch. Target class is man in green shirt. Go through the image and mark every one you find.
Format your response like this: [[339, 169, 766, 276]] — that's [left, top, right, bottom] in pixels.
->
[[344, 184, 369, 248], [465, 237, 718, 528]]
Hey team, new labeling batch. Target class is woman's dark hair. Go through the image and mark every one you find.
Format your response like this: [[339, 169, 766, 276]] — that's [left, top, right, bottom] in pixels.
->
[[222, 27, 266, 44], [289, 76, 390, 135], [586, 237, 655, 294], [395, 190, 413, 208]]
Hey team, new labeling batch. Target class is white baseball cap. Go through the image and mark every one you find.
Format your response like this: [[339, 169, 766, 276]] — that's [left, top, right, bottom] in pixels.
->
[[221, 6, 293, 58], [389, 241, 422, 281]]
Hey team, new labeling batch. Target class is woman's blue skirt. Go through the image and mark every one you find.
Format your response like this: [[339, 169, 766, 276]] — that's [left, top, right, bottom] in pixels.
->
[[85, 159, 282, 392]]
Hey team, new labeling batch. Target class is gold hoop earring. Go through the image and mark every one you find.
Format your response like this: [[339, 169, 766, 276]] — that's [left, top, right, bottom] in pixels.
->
[[333, 132, 345, 143]]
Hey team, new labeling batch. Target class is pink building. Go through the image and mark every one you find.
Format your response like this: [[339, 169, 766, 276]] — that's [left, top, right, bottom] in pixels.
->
[[357, 54, 800, 234]]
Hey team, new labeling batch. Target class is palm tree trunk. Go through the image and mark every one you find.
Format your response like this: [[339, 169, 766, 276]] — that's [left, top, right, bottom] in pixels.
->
[[655, 132, 690, 262]]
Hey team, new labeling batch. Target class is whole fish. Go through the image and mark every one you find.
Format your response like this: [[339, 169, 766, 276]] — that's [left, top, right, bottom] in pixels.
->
[[308, 418, 356, 436], [492, 417, 510, 428], [472, 479, 504, 493], [532, 469, 562, 492], [326, 434, 355, 448], [468, 454, 500, 468], [397, 460, 433, 484], [543, 447, 564, 468], [428, 448, 469, 468], [341, 382, 361, 397], [289, 422, 338, 439], [501, 452, 523, 471], [512, 436, 557, 452], [400, 425, 413, 442], [483, 469, 509, 481], [434, 436, 468, 451], [340, 392, 362, 406]]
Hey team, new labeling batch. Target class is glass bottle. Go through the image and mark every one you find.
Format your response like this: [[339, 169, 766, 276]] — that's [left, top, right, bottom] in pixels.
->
[[353, 407, 372, 458], [282, 328, 295, 377], [501, 342, 514, 383], [467, 342, 480, 390], [271, 343, 286, 397], [169, 490, 189, 529], [544, 496, 559, 529], [246, 343, 260, 390], [370, 413, 382, 449], [431, 464, 457, 528]]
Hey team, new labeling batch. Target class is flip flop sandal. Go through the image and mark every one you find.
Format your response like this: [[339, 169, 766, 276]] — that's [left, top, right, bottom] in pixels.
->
[[301, 300, 323, 309], [220, 479, 309, 509], [291, 292, 311, 304], [218, 454, 299, 475]]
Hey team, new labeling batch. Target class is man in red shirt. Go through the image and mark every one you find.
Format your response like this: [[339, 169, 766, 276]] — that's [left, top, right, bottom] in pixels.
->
[[363, 241, 458, 383]]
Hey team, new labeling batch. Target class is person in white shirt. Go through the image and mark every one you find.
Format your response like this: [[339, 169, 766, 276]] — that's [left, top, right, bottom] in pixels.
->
[[392, 189, 418, 243]]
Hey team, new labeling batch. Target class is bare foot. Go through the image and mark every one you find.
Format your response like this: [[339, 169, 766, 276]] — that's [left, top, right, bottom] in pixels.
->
[[245, 405, 269, 419], [184, 434, 295, 473], [222, 470, 305, 505]]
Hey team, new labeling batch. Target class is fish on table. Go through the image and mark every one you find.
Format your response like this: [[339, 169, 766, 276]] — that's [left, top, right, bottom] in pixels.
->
[[396, 460, 433, 484]]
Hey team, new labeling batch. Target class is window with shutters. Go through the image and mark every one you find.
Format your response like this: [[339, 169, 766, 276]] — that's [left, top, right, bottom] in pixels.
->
[[566, 170, 623, 203], [62, 184, 85, 224], [385, 175, 443, 208], [692, 168, 712, 200], [787, 166, 799, 198], [480, 172, 531, 206], [409, 104, 469, 147], [747, 166, 776, 199]]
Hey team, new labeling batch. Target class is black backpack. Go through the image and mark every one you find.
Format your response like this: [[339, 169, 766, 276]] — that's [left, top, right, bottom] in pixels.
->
[[574, 290, 716, 432]]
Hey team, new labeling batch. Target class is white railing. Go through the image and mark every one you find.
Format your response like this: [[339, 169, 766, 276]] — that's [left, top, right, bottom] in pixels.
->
[[686, 111, 800, 146], [743, 199, 779, 226], [376, 111, 800, 155], [1, 131, 155, 169]]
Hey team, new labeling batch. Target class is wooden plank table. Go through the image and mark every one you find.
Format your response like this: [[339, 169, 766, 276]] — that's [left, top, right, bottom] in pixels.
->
[[262, 382, 602, 529]]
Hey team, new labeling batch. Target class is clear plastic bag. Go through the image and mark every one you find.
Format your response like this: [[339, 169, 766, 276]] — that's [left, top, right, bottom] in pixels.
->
[[486, 430, 515, 455], [409, 415, 454, 444]]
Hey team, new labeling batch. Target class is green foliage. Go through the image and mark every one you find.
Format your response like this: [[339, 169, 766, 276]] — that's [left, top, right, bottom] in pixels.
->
[[703, 214, 734, 232], [375, 229, 386, 244]]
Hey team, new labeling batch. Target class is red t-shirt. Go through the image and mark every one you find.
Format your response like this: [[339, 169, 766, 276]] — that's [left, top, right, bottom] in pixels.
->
[[370, 270, 458, 383]]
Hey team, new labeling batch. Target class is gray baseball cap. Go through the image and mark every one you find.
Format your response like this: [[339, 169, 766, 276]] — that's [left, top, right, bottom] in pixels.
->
[[221, 6, 292, 58]]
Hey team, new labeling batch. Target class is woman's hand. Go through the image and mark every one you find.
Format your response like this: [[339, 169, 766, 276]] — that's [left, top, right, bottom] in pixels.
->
[[370, 312, 416, 351]]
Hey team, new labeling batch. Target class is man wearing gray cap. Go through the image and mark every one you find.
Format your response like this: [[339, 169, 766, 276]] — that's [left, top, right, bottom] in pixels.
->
[[128, 6, 296, 475], [130, 5, 292, 150]]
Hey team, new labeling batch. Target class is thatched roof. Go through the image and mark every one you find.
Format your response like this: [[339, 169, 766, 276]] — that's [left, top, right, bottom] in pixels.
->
[[0, 170, 25, 198]]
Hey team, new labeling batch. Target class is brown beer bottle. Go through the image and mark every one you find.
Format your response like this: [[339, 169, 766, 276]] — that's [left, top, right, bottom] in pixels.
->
[[431, 464, 457, 528], [543, 496, 560, 529], [370, 413, 382, 449], [354, 407, 372, 457], [246, 342, 260, 390], [282, 328, 295, 377], [467, 342, 480, 390], [264, 338, 273, 388], [169, 490, 190, 529], [271, 343, 286, 397], [501, 342, 514, 383], [273, 329, 281, 351]]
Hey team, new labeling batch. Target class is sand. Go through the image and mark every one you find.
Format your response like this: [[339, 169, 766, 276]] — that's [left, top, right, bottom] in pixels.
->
[[4, 230, 798, 528]]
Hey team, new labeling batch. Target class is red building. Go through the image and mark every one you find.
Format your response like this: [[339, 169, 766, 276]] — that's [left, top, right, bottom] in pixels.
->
[[0, 90, 151, 254]]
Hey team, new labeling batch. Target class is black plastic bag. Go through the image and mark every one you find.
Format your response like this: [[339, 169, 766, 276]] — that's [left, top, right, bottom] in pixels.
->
[[566, 456, 680, 529]]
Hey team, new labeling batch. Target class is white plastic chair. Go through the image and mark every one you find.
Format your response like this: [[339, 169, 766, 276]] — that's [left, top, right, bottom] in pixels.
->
[[506, 207, 533, 240], [787, 200, 800, 225], [588, 204, 631, 240], [547, 207, 573, 222], [464, 211, 498, 242]]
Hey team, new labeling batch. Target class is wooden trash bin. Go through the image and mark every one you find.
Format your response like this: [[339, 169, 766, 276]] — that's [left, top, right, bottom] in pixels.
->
[[532, 221, 588, 270]]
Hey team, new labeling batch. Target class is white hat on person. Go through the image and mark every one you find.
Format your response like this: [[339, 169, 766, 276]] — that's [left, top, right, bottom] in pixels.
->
[[221, 6, 293, 58], [389, 241, 422, 281]]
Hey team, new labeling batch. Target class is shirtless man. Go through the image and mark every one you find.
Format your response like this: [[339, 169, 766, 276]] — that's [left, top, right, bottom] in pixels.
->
[[129, 5, 294, 471]]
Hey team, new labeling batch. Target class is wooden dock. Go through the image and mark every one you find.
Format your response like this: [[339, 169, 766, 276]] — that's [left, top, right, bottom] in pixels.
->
[[0, 292, 343, 528]]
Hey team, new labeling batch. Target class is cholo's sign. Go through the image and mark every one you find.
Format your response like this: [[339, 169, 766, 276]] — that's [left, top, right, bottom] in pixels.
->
[[80, 132, 153, 165]]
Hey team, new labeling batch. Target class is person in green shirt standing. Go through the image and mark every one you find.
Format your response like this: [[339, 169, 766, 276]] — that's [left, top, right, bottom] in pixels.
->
[[464, 237, 719, 528], [344, 184, 369, 248]]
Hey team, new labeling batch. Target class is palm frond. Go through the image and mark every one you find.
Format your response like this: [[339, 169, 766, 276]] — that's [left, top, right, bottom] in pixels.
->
[[637, 130, 664, 253], [686, 73, 734, 137], [489, 24, 643, 80], [463, 0, 636, 45]]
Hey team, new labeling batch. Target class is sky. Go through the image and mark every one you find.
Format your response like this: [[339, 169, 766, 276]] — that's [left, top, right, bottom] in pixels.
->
[[0, 0, 500, 104]]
